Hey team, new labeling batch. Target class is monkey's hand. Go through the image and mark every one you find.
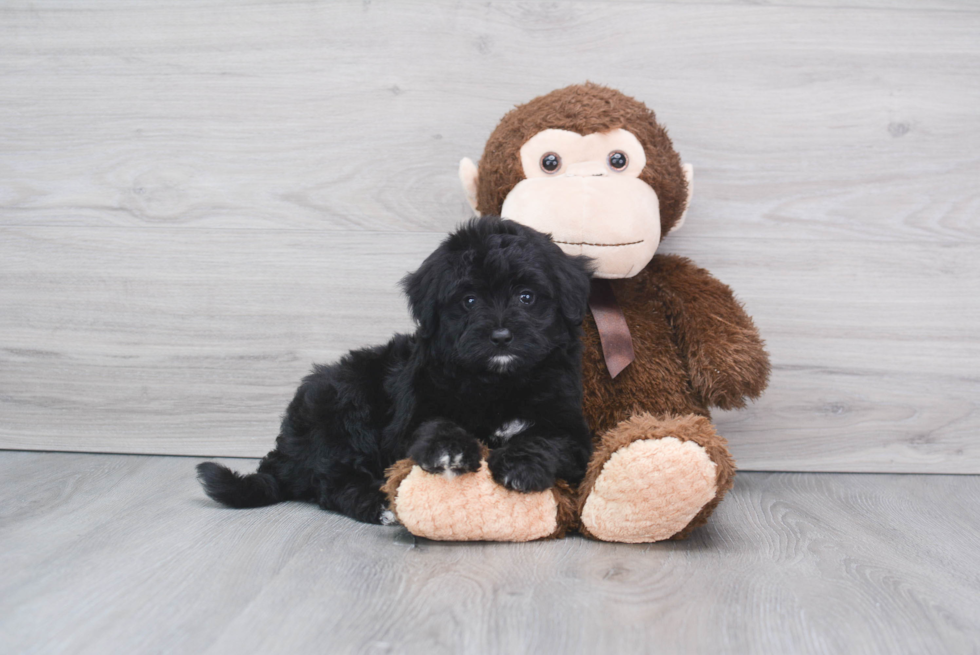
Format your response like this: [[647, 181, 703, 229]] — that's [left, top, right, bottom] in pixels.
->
[[653, 255, 771, 410]]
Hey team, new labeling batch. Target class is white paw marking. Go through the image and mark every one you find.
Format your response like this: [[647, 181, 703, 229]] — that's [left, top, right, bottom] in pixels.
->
[[493, 419, 530, 441], [380, 509, 397, 526], [450, 453, 463, 468], [489, 354, 517, 372], [436, 454, 450, 469]]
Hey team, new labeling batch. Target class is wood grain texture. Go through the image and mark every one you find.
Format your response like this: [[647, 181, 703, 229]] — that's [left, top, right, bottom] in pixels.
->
[[0, 1, 977, 242], [0, 227, 436, 457], [1, 451, 978, 654], [2, 228, 978, 472], [1, 1, 978, 472]]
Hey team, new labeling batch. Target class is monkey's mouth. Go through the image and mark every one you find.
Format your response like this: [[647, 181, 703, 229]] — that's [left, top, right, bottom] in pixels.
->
[[555, 239, 645, 247]]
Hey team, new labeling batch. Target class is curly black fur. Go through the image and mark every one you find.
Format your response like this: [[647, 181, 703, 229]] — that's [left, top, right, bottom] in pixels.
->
[[197, 217, 594, 524]]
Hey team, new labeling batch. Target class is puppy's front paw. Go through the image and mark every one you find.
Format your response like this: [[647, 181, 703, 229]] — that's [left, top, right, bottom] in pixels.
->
[[488, 449, 555, 493], [408, 419, 482, 478], [412, 439, 482, 478]]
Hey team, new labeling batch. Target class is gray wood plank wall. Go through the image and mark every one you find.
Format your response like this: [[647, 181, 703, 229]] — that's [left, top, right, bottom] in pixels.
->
[[1, 1, 978, 472]]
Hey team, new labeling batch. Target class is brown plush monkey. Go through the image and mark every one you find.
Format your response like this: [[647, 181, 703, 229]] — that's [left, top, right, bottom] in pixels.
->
[[385, 83, 770, 542]]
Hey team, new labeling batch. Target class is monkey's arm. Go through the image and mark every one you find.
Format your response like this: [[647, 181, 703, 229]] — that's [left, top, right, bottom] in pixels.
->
[[651, 255, 770, 410]]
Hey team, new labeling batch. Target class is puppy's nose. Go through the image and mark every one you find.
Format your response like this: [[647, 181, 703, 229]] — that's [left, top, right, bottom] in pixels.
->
[[490, 328, 513, 346]]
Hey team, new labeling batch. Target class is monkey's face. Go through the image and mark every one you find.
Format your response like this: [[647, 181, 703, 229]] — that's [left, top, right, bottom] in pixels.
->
[[498, 129, 662, 279]]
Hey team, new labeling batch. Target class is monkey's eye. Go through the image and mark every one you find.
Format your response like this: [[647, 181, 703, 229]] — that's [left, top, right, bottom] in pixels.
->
[[463, 294, 478, 310], [518, 290, 535, 305], [608, 151, 628, 171], [540, 152, 562, 174]]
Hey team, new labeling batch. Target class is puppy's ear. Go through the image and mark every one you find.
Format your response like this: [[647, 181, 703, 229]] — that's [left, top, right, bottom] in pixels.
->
[[551, 251, 594, 326], [401, 251, 444, 339]]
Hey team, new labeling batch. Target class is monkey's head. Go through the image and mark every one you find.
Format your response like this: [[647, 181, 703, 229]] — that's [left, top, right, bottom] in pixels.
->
[[459, 83, 693, 279]]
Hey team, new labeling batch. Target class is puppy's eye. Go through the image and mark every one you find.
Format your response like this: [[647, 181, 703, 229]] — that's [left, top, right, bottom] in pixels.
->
[[540, 152, 561, 174], [518, 290, 535, 305], [608, 151, 628, 171], [463, 295, 478, 310]]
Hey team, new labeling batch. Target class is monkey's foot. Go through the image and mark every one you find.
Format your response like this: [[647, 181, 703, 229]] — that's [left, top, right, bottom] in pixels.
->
[[382, 456, 575, 542], [578, 413, 735, 543]]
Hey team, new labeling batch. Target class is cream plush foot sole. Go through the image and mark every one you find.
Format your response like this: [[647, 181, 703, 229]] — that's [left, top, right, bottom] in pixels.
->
[[580, 437, 718, 543], [385, 461, 567, 542]]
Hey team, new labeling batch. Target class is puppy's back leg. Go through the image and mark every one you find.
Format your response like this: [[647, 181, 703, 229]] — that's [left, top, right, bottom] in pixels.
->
[[316, 467, 394, 525]]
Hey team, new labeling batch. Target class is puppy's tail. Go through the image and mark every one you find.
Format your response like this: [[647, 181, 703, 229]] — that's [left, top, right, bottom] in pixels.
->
[[196, 462, 282, 508]]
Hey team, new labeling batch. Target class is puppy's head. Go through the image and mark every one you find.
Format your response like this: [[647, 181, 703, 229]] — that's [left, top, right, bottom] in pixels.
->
[[402, 217, 593, 374]]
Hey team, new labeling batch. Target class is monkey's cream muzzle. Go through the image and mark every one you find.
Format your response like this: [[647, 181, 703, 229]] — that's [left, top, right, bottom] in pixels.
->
[[501, 174, 661, 279], [499, 128, 660, 279]]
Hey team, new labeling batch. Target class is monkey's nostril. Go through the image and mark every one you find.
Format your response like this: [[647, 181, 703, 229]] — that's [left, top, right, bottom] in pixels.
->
[[490, 328, 513, 346]]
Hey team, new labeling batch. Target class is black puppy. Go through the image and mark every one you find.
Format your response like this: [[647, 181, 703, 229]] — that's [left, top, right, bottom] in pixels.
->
[[197, 217, 593, 524]]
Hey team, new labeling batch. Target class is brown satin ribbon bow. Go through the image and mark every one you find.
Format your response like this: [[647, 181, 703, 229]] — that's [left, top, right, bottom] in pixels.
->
[[588, 279, 635, 379]]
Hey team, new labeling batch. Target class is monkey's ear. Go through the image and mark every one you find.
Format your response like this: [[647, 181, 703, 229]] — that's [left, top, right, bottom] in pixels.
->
[[669, 163, 695, 235], [458, 157, 480, 214]]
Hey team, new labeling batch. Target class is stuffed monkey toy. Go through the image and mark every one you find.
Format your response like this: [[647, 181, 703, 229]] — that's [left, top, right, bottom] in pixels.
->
[[384, 83, 770, 543]]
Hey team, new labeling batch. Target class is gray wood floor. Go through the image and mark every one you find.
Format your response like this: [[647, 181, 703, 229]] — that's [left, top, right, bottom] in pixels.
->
[[2, 451, 978, 654]]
